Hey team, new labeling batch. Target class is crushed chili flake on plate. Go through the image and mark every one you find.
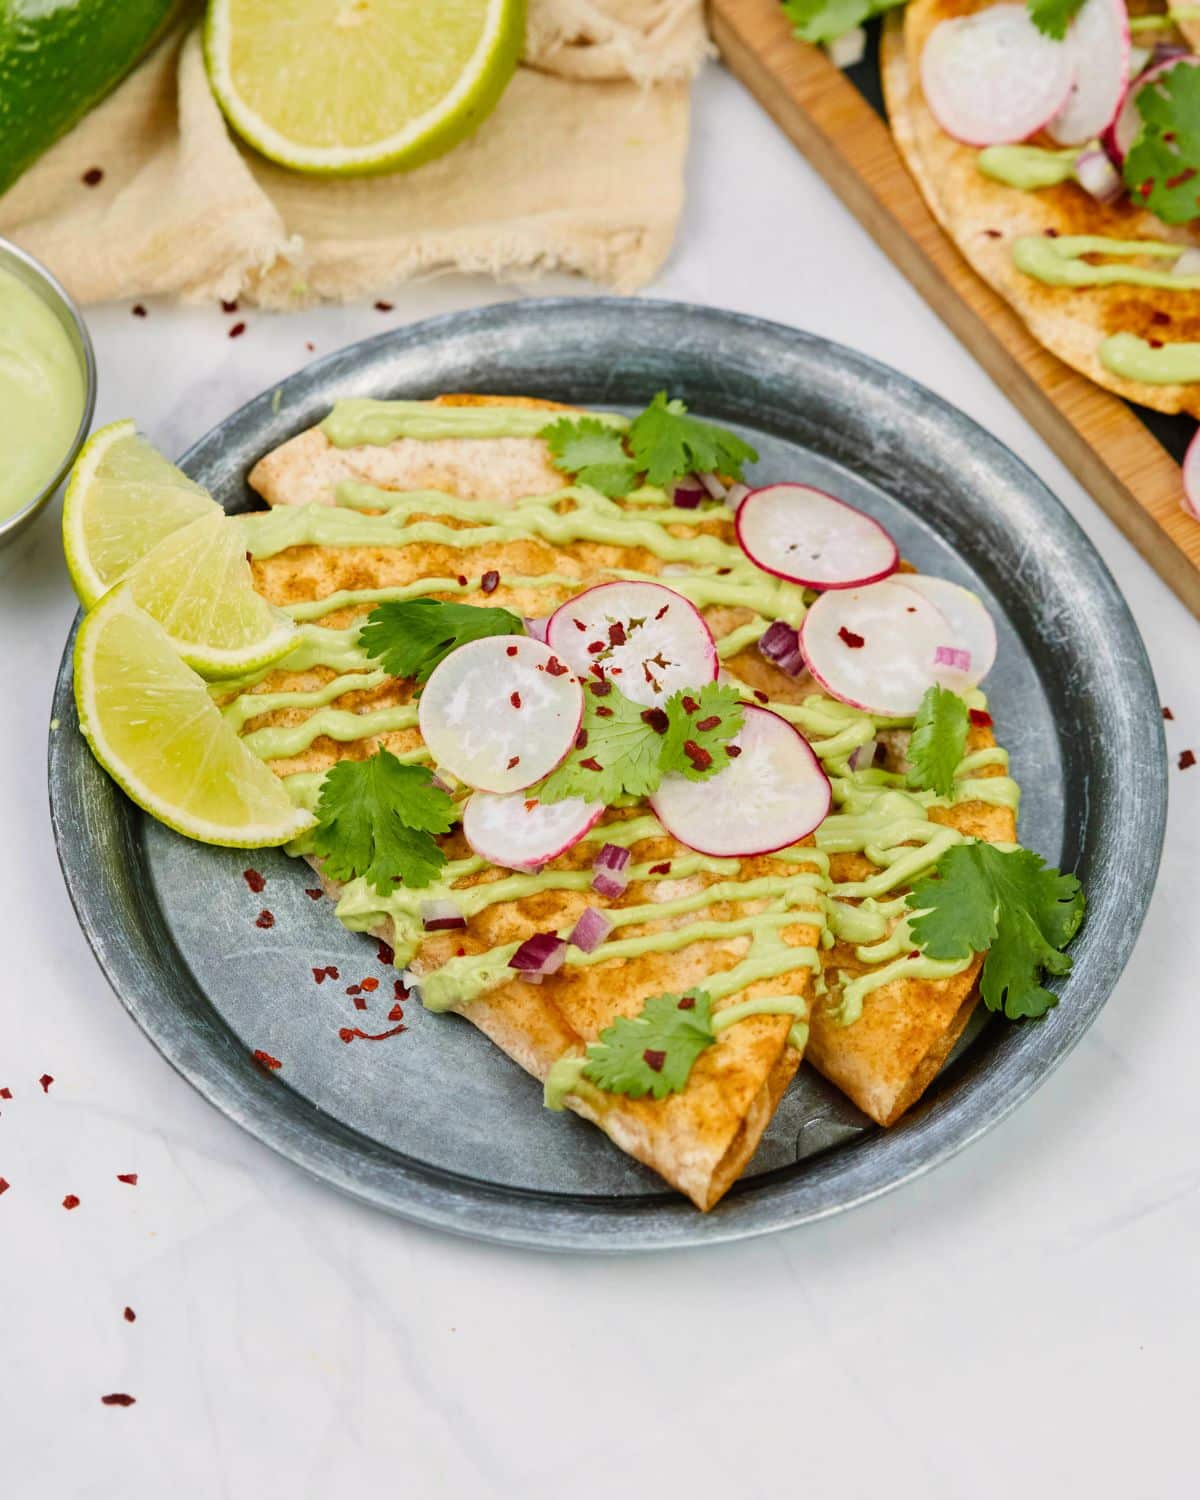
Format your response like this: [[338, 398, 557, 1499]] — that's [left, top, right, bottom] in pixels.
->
[[82, 167, 104, 186], [1162, 706, 1174, 720], [221, 298, 239, 314], [228, 321, 247, 339], [255, 910, 275, 929], [0, 1178, 9, 1195], [124, 1307, 136, 1323], [360, 977, 379, 992], [0, 1087, 10, 1099], [62, 1194, 80, 1210], [305, 888, 324, 900], [375, 300, 394, 312], [116, 1173, 138, 1186], [377, 940, 395, 965], [101, 1394, 136, 1407], [252, 1050, 283, 1070], [39, 1074, 53, 1093], [1180, 749, 1196, 771], [243, 868, 266, 893], [131, 304, 147, 318], [338, 1024, 406, 1044]]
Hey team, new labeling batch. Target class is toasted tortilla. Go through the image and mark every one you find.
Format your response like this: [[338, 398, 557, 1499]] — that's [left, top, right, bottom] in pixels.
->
[[883, 3, 1200, 418]]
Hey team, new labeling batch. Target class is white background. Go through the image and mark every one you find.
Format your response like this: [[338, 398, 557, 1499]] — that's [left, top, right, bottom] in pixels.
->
[[1, 64, 1195, 1498]]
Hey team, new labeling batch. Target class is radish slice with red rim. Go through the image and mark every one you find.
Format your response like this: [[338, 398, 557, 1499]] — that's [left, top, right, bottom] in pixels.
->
[[1046, 0, 1130, 145], [735, 483, 898, 589], [892, 575, 997, 691], [418, 635, 583, 794], [462, 789, 604, 871], [650, 706, 831, 857], [799, 580, 952, 716], [1104, 54, 1199, 164], [921, 6, 1075, 146], [546, 581, 718, 707], [1183, 428, 1200, 521]]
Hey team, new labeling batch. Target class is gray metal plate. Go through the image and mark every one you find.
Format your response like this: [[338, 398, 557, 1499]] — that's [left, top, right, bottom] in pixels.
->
[[48, 299, 1167, 1250]]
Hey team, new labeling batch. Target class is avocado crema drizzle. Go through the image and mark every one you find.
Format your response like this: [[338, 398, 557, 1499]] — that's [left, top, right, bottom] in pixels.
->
[[221, 403, 1020, 1088]]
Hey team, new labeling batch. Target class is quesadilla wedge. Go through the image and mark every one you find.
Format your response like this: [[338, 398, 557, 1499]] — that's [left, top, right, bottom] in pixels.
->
[[883, 0, 1200, 418]]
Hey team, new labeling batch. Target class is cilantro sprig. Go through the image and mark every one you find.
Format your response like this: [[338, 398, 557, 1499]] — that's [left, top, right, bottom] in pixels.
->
[[1124, 64, 1200, 226], [582, 989, 715, 1100], [312, 749, 457, 894], [535, 680, 745, 805], [542, 392, 757, 495], [907, 844, 1086, 1019], [907, 685, 969, 799], [782, 0, 907, 45], [1026, 0, 1085, 40], [359, 598, 524, 683]]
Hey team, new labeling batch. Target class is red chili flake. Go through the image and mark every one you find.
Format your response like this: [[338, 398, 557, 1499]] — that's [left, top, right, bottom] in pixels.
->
[[63, 1194, 80, 1210], [131, 304, 147, 318], [642, 1048, 666, 1073], [353, 996, 368, 1011], [574, 729, 588, 750], [377, 940, 395, 965], [586, 640, 606, 655], [753, 689, 768, 704], [326, 965, 339, 980], [101, 1394, 136, 1407], [0, 1087, 10, 1099], [346, 984, 362, 997], [640, 707, 669, 734], [982, 228, 1002, 239], [677, 995, 696, 1010], [716, 568, 732, 577], [524, 799, 538, 812], [1149, 339, 1164, 350], [510, 691, 522, 709], [255, 910, 275, 929], [1163, 706, 1174, 720], [313, 967, 329, 984], [252, 1050, 282, 1071], [305, 341, 315, 352], [374, 300, 394, 312], [39, 1074, 53, 1093], [1167, 168, 1197, 190], [683, 740, 712, 772], [242, 868, 266, 893], [305, 888, 324, 900], [221, 298, 239, 314], [1044, 227, 1060, 237], [1180, 749, 1196, 771], [83, 166, 105, 186], [361, 977, 379, 993], [681, 695, 700, 714], [695, 714, 721, 732], [595, 705, 614, 718], [654, 604, 670, 621], [394, 978, 409, 1002], [506, 645, 518, 657], [1151, 311, 1172, 327], [1138, 180, 1153, 200], [727, 745, 742, 758], [124, 1307, 136, 1323], [838, 626, 865, 649], [388, 1003, 405, 1022], [908, 949, 920, 959], [229, 322, 247, 340], [649, 861, 671, 875], [573, 618, 587, 632], [339, 1024, 406, 1044], [608, 621, 627, 647], [579, 756, 603, 772], [0, 1179, 9, 1195], [456, 947, 465, 957], [589, 676, 611, 695], [481, 570, 500, 594], [968, 708, 993, 728], [116, 1173, 138, 1186], [453, 574, 466, 587]]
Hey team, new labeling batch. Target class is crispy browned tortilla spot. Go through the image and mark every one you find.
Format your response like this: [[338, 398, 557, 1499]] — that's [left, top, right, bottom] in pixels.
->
[[884, 3, 1200, 416]]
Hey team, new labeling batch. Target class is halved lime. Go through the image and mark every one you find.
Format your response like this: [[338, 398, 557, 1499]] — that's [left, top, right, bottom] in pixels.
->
[[124, 511, 297, 678], [63, 420, 219, 609], [203, 0, 525, 175], [75, 588, 316, 847]]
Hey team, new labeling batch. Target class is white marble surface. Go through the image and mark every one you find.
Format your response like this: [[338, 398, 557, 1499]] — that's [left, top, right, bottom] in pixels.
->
[[1, 62, 1196, 1499]]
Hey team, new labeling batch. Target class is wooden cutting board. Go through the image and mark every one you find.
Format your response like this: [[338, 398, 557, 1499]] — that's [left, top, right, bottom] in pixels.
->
[[709, 0, 1200, 618]]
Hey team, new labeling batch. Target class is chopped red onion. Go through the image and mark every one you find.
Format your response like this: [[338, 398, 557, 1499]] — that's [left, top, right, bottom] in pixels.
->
[[934, 645, 972, 672], [592, 842, 631, 897], [569, 906, 613, 953], [724, 482, 750, 511], [671, 478, 705, 509], [523, 615, 550, 643], [758, 619, 806, 677], [421, 899, 466, 931], [697, 471, 727, 501], [827, 25, 866, 69], [1073, 149, 1122, 205], [510, 932, 567, 977], [849, 737, 879, 772]]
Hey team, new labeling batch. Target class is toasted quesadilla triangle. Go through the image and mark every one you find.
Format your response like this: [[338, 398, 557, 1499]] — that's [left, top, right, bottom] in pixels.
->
[[884, 5, 1200, 417]]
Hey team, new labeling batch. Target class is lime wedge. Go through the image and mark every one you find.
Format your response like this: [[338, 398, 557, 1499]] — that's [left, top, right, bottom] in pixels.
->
[[63, 420, 219, 609], [203, 0, 525, 175], [75, 589, 316, 848], [124, 511, 297, 678]]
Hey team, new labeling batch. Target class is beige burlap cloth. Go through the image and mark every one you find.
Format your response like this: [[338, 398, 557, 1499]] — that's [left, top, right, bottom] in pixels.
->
[[0, 1, 707, 307]]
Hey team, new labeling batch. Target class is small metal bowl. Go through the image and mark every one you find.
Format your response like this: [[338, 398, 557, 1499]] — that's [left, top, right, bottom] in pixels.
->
[[0, 237, 97, 550]]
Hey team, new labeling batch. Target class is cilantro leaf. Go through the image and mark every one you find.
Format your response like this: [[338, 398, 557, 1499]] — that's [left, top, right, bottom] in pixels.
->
[[907, 844, 1086, 1020], [1123, 64, 1200, 225], [659, 682, 745, 782], [312, 749, 457, 894], [1026, 0, 1085, 41], [583, 990, 715, 1100], [628, 392, 758, 489], [536, 682, 665, 805], [782, 0, 907, 45], [907, 685, 969, 799], [542, 417, 639, 498], [359, 598, 524, 683]]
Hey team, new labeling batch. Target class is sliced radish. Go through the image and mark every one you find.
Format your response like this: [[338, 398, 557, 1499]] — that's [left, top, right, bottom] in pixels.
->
[[1047, 0, 1130, 145], [1105, 55, 1199, 165], [650, 706, 831, 857], [462, 789, 603, 871], [799, 580, 952, 716], [892, 575, 998, 691], [418, 635, 583, 794], [1183, 428, 1200, 522], [921, 7, 1075, 147], [736, 483, 898, 590], [546, 581, 718, 707]]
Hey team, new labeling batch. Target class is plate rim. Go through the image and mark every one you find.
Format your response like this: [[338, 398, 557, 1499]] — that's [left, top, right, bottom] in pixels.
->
[[47, 296, 1167, 1252]]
